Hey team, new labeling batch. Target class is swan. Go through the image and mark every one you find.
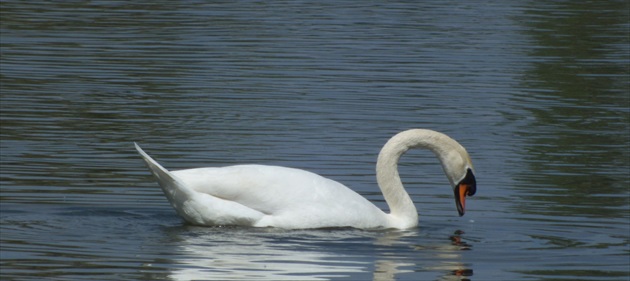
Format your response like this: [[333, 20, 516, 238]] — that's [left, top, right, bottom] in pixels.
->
[[135, 129, 476, 229]]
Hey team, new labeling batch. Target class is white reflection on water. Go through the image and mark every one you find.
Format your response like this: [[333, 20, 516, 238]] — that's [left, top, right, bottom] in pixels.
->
[[166, 227, 471, 281], [169, 228, 371, 281]]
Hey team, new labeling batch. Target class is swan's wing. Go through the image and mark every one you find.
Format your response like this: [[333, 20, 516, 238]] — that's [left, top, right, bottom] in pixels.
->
[[136, 143, 388, 228], [172, 165, 388, 228]]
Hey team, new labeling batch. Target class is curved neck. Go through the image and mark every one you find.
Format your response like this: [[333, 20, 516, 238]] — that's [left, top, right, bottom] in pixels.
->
[[376, 129, 466, 227]]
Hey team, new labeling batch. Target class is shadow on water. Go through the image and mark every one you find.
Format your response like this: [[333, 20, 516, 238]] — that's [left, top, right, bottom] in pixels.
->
[[515, 0, 629, 218], [516, 0, 629, 216], [509, 0, 629, 279]]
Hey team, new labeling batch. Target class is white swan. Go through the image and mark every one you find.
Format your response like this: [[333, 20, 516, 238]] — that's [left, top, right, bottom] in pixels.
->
[[135, 129, 476, 229]]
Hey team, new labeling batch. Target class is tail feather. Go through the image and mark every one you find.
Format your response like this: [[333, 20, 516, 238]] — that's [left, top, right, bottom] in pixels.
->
[[134, 143, 268, 226], [134, 143, 196, 208]]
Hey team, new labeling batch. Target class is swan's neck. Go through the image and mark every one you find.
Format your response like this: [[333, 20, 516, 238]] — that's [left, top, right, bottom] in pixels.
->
[[376, 129, 465, 227]]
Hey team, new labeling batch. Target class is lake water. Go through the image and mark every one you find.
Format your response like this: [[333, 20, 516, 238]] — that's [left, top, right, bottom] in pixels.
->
[[1, 1, 628, 280]]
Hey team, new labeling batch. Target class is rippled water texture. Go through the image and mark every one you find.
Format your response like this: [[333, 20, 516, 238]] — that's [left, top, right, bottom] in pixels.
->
[[1, 1, 628, 280]]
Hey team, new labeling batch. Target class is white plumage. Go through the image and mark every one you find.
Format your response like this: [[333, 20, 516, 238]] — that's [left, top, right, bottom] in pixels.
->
[[135, 129, 476, 229]]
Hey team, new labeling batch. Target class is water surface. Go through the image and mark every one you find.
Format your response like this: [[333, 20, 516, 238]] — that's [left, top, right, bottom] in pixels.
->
[[1, 1, 628, 280]]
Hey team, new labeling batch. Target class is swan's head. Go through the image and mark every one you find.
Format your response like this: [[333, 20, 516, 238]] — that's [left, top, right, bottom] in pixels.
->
[[379, 128, 477, 217], [432, 135, 477, 217]]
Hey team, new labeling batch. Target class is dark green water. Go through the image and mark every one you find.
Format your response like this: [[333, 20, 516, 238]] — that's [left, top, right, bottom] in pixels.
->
[[1, 1, 628, 280]]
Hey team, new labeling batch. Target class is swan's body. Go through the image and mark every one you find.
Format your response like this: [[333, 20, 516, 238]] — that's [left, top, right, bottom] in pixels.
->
[[135, 129, 476, 229]]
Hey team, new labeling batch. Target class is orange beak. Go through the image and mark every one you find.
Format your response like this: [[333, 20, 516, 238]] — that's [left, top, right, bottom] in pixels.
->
[[455, 183, 470, 216], [454, 169, 476, 216]]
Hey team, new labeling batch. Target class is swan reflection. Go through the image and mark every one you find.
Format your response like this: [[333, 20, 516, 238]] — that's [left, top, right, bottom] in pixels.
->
[[167, 227, 368, 280], [165, 227, 473, 281]]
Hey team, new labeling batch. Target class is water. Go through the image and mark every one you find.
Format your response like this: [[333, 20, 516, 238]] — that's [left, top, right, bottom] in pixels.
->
[[1, 0, 628, 280]]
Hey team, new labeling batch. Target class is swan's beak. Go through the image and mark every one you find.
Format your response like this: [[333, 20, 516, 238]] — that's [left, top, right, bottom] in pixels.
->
[[454, 169, 476, 216]]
